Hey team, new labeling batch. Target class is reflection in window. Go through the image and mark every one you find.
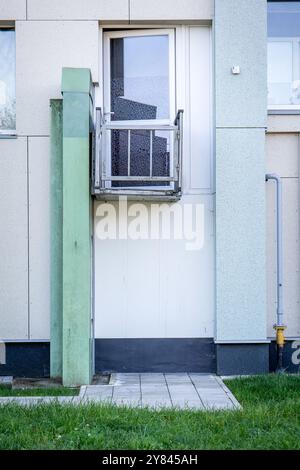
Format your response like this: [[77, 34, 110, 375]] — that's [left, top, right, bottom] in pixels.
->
[[111, 129, 170, 187], [110, 35, 169, 120], [0, 29, 15, 131], [110, 34, 171, 187], [268, 2, 300, 106]]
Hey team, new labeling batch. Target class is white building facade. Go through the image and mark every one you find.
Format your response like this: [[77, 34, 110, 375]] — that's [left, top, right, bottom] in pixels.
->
[[0, 0, 299, 384]]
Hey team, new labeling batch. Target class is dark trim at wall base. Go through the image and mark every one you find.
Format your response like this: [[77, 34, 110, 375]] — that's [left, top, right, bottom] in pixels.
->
[[3, 339, 298, 377], [216, 344, 269, 376], [95, 338, 216, 373], [269, 340, 300, 373], [0, 342, 50, 378]]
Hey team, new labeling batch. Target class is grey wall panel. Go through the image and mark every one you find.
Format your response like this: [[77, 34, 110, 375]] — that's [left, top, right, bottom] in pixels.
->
[[216, 344, 269, 375], [0, 138, 28, 339], [215, 0, 267, 128], [215, 128, 267, 341], [0, 0, 26, 20], [28, 137, 50, 340], [27, 0, 129, 21], [215, 0, 267, 344], [16, 20, 99, 136], [130, 0, 213, 21]]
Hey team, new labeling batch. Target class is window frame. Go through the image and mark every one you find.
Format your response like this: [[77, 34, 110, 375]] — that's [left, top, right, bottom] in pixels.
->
[[103, 28, 176, 191], [0, 25, 16, 136]]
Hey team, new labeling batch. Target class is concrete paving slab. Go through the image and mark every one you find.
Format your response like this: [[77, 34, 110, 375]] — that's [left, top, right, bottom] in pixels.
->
[[0, 374, 241, 410]]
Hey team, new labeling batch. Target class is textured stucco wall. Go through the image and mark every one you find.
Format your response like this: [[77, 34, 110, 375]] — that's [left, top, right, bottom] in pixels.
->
[[215, 0, 268, 342], [215, 129, 267, 341], [215, 0, 267, 128]]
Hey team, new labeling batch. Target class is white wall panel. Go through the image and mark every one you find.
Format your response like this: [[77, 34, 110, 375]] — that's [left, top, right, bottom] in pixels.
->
[[16, 20, 99, 136], [0, 137, 28, 339], [0, 0, 26, 20], [94, 195, 215, 338], [27, 0, 129, 21], [266, 133, 299, 178], [130, 0, 213, 22], [28, 137, 50, 339]]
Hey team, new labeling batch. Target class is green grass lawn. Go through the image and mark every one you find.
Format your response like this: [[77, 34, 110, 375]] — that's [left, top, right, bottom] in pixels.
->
[[0, 386, 79, 397], [0, 374, 299, 450]]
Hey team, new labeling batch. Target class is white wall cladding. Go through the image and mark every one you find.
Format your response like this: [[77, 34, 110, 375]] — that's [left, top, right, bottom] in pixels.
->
[[94, 196, 215, 339], [27, 0, 129, 21], [16, 20, 99, 136], [28, 137, 50, 339], [0, 0, 26, 20], [0, 138, 28, 340], [26, 0, 213, 22], [130, 0, 213, 22], [266, 131, 300, 338]]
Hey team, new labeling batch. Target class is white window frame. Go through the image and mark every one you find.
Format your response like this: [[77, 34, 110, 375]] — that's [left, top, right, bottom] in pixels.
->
[[268, 36, 300, 111], [103, 28, 176, 191]]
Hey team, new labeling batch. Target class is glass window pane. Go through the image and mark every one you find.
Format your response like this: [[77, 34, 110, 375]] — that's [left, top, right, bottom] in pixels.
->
[[111, 129, 170, 187], [0, 29, 16, 131], [268, 41, 295, 105], [268, 2, 300, 106], [110, 35, 169, 120], [268, 1, 300, 37]]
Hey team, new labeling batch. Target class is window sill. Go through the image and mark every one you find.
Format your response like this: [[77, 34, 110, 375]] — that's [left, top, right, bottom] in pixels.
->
[[0, 132, 17, 139], [268, 109, 300, 115]]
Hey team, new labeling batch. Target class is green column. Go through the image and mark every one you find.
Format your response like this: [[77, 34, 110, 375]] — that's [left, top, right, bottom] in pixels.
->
[[50, 99, 63, 379], [61, 68, 93, 386]]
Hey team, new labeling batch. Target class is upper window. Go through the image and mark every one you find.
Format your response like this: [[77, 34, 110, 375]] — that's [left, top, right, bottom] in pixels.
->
[[268, 1, 300, 109], [0, 28, 15, 133], [110, 34, 170, 121]]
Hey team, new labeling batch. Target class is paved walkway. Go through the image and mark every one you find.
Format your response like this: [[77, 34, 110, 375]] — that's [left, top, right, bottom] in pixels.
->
[[0, 374, 241, 410], [82, 373, 241, 410]]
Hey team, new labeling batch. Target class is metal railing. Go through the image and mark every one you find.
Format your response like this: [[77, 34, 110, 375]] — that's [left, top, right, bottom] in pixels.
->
[[92, 108, 183, 199]]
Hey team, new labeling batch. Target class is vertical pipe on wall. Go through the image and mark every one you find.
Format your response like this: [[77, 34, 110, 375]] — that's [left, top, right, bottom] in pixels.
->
[[266, 173, 286, 371], [265, 174, 284, 328]]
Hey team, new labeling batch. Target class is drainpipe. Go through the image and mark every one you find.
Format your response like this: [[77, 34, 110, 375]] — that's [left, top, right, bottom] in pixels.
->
[[266, 173, 286, 372]]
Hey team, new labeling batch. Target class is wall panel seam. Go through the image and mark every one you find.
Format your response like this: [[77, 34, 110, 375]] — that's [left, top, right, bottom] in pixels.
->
[[129, 0, 131, 24], [26, 136, 30, 339], [216, 127, 267, 130]]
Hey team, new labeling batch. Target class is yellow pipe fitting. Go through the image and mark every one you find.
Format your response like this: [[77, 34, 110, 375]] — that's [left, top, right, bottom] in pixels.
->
[[274, 325, 286, 347]]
